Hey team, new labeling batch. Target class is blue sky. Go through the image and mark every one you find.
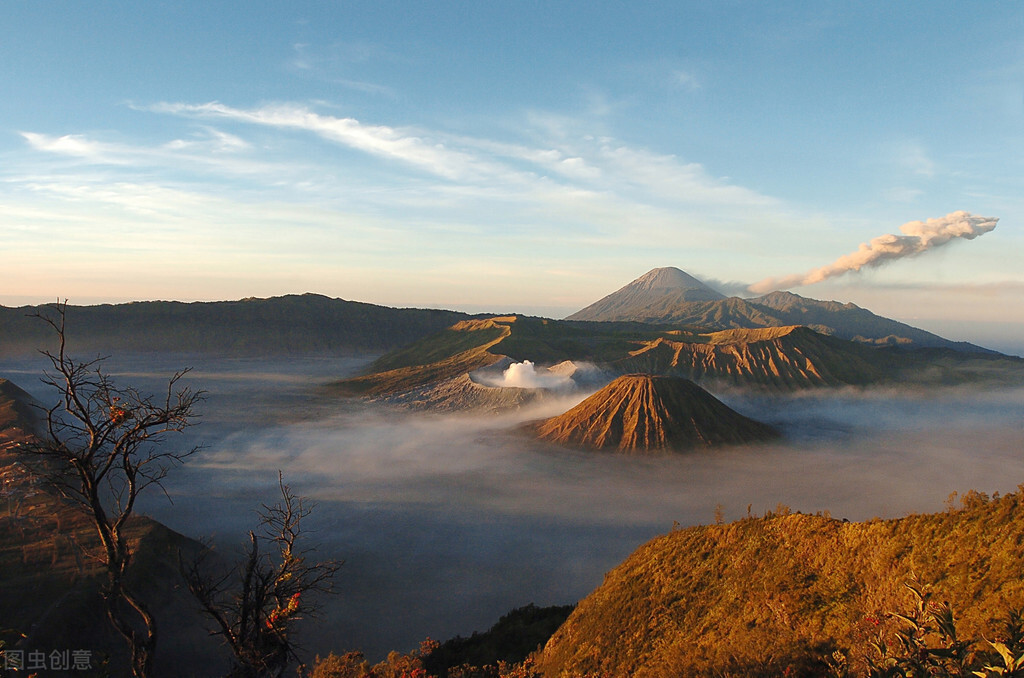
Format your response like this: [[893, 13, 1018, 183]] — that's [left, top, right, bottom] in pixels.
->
[[2, 2, 1023, 352]]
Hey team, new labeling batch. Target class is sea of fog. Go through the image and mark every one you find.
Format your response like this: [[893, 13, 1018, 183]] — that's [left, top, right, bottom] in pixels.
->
[[3, 353, 1024, 662]]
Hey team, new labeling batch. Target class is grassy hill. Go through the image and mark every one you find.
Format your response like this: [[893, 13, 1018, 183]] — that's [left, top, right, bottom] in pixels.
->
[[536, 490, 1024, 677], [0, 294, 470, 357]]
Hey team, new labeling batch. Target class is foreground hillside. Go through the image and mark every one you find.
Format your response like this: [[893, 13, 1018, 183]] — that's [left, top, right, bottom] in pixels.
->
[[0, 294, 469, 356], [536, 491, 1024, 677], [0, 377, 223, 676]]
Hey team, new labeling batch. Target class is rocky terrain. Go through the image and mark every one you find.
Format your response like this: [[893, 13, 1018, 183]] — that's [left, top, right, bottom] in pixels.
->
[[531, 374, 778, 453]]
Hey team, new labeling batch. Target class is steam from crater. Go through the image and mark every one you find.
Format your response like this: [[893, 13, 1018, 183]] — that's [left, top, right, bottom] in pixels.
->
[[749, 211, 998, 294], [496, 360, 574, 390]]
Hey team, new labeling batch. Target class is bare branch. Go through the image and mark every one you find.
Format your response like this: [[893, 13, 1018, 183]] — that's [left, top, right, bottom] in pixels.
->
[[183, 473, 341, 677], [23, 301, 204, 678]]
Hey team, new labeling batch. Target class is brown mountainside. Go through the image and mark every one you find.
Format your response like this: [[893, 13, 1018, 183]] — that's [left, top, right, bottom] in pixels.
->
[[0, 378, 40, 435], [567, 267, 994, 353], [537, 491, 1024, 677], [0, 377, 221, 675], [614, 325, 889, 389], [568, 267, 727, 321], [532, 374, 778, 453]]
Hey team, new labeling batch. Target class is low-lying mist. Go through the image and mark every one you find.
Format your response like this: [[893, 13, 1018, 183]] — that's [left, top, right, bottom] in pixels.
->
[[4, 354, 1024, 662]]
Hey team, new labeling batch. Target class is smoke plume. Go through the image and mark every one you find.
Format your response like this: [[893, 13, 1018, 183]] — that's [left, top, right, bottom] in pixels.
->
[[476, 360, 576, 390], [748, 211, 998, 294]]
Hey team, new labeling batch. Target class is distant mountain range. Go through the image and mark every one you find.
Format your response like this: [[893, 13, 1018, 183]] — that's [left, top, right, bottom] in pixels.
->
[[0, 271, 996, 358], [568, 267, 992, 353], [331, 315, 1023, 407], [0, 294, 470, 356]]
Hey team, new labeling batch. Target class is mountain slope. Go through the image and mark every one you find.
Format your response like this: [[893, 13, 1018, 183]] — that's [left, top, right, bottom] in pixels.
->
[[748, 290, 993, 351], [614, 326, 891, 389], [329, 316, 664, 397], [568, 267, 726, 322], [331, 315, 1023, 403], [0, 378, 224, 676], [532, 374, 778, 453], [0, 294, 470, 356], [567, 268, 993, 352], [0, 378, 40, 435], [537, 491, 1024, 677]]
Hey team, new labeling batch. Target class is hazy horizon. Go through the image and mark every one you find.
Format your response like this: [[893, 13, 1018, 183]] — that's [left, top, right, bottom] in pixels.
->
[[3, 276, 1022, 359], [3, 3, 1023, 356]]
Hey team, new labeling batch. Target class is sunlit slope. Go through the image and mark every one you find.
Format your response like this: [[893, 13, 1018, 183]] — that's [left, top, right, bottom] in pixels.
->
[[532, 374, 778, 453], [568, 267, 994, 353], [615, 326, 890, 388], [330, 317, 516, 396], [537, 491, 1024, 677], [0, 294, 469, 356], [329, 316, 663, 396], [331, 316, 1023, 398]]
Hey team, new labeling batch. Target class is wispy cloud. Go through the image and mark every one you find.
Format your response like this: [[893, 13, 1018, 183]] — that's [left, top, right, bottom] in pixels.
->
[[20, 132, 121, 163], [671, 69, 701, 90], [7, 100, 799, 307], [895, 140, 936, 178], [147, 100, 782, 218], [151, 101, 485, 180], [289, 42, 399, 97]]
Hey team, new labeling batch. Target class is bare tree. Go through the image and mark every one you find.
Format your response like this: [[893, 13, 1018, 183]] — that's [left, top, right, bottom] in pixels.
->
[[182, 473, 341, 678], [27, 301, 203, 678]]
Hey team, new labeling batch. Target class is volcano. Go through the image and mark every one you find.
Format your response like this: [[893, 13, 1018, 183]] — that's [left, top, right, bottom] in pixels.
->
[[566, 267, 993, 353], [532, 374, 778, 453], [567, 267, 726, 321]]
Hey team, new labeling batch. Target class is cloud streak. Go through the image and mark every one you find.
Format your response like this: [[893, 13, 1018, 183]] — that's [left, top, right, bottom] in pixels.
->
[[151, 101, 485, 181], [749, 211, 999, 293]]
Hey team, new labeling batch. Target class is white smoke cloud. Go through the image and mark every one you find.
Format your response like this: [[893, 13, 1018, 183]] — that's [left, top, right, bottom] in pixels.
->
[[749, 211, 999, 294], [474, 360, 579, 390], [499, 360, 575, 390]]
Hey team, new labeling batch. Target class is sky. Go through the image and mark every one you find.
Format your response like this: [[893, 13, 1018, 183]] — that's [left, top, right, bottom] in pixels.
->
[[2, 2, 1023, 352]]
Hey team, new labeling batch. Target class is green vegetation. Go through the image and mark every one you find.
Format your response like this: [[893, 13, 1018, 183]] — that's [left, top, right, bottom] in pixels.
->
[[421, 604, 574, 677], [537, 491, 1024, 677]]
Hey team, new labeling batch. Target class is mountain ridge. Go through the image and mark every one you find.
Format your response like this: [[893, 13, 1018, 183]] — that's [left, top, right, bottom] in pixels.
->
[[566, 267, 994, 353], [0, 294, 471, 356]]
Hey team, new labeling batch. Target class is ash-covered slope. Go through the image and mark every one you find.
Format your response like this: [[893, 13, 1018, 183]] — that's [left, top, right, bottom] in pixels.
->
[[614, 325, 889, 389], [568, 267, 726, 322], [567, 268, 993, 353], [378, 372, 549, 413], [532, 374, 777, 453]]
